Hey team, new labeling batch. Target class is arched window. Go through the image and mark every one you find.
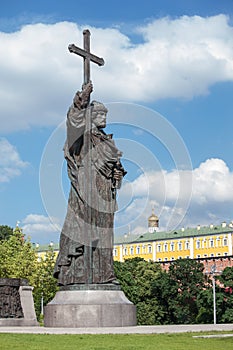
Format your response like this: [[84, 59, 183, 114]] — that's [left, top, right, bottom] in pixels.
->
[[148, 245, 152, 254]]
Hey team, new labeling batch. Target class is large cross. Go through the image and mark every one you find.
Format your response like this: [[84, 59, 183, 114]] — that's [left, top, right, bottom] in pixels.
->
[[68, 29, 104, 85], [68, 29, 105, 284]]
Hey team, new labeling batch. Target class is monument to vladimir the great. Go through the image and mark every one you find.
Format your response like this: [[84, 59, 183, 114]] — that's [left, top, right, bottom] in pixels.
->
[[44, 29, 136, 327]]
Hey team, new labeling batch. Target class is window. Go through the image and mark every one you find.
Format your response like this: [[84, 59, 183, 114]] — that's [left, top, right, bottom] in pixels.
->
[[209, 238, 214, 248], [130, 246, 134, 255], [164, 258, 168, 262], [196, 240, 200, 249], [202, 239, 206, 248], [197, 254, 201, 258], [157, 244, 161, 252], [178, 241, 182, 251], [158, 258, 162, 262], [136, 246, 140, 254], [170, 242, 175, 251], [164, 243, 168, 252], [223, 238, 228, 246], [171, 257, 175, 261], [124, 247, 127, 256], [210, 253, 214, 257], [224, 252, 228, 256], [113, 249, 117, 256], [148, 245, 152, 254], [185, 241, 189, 250], [216, 238, 220, 247]]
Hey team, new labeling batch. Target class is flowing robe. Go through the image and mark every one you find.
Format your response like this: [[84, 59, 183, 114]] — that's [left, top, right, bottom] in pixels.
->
[[54, 104, 125, 285]]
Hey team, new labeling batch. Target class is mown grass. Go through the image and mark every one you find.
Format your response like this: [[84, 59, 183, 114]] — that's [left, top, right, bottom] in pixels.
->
[[0, 332, 233, 350]]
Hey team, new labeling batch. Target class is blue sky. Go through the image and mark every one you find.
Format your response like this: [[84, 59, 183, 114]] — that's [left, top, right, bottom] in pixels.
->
[[1, 1, 233, 244]]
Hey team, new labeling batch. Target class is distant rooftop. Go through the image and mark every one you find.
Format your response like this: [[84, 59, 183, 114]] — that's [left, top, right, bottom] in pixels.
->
[[114, 223, 233, 245], [34, 222, 233, 251]]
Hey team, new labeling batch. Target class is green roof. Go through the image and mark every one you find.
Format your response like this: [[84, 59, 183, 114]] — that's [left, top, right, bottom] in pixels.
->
[[34, 224, 233, 250], [114, 224, 233, 244], [35, 242, 59, 252]]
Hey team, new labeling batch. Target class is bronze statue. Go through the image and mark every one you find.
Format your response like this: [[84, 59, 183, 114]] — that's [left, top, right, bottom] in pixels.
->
[[54, 31, 126, 286]]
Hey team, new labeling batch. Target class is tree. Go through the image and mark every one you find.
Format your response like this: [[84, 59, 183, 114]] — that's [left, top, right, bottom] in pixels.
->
[[114, 257, 144, 304], [0, 225, 13, 241], [0, 226, 37, 285], [114, 258, 164, 325], [0, 227, 59, 321], [217, 266, 233, 323], [152, 259, 209, 324], [33, 246, 59, 320]]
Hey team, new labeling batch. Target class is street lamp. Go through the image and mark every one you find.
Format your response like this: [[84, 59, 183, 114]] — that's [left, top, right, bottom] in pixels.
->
[[211, 264, 217, 325]]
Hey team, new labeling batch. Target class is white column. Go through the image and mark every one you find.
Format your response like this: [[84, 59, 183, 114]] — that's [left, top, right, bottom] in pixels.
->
[[228, 233, 232, 255], [152, 241, 156, 262], [119, 245, 123, 262], [190, 237, 194, 259]]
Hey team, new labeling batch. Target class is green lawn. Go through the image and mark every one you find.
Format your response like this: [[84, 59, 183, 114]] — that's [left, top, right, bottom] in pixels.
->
[[0, 333, 233, 350]]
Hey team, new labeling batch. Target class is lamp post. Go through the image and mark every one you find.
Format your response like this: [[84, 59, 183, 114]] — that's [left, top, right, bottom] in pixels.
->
[[211, 264, 217, 325]]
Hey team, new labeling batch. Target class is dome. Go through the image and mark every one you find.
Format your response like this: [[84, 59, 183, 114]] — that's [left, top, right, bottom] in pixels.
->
[[148, 213, 159, 221], [148, 209, 159, 232]]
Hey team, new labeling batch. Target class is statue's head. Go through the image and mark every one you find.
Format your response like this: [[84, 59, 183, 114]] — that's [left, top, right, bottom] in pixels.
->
[[91, 101, 108, 114], [91, 101, 108, 129]]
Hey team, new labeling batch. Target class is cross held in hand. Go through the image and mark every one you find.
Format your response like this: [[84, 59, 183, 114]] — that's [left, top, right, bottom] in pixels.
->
[[68, 29, 105, 86]]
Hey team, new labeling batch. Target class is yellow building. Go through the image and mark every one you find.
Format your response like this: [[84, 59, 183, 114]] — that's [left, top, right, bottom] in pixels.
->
[[114, 221, 233, 263], [36, 214, 233, 271]]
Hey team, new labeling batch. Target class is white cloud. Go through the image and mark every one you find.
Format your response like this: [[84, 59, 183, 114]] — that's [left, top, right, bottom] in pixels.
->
[[20, 158, 233, 243], [22, 213, 61, 243], [116, 158, 233, 234], [0, 15, 233, 132], [0, 138, 28, 182]]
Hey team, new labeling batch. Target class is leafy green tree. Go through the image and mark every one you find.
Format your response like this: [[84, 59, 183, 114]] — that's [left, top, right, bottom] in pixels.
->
[[217, 266, 233, 323], [195, 288, 213, 323], [0, 225, 13, 241], [168, 259, 207, 324], [151, 268, 177, 324], [33, 246, 59, 320], [114, 258, 163, 325], [0, 227, 59, 321], [152, 259, 209, 324], [114, 257, 144, 304], [0, 226, 37, 285]]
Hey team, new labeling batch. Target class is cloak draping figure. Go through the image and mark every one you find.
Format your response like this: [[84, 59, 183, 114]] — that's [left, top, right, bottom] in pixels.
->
[[54, 83, 126, 285]]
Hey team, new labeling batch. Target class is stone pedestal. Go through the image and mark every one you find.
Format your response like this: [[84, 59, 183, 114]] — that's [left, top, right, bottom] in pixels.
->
[[0, 278, 38, 326], [44, 285, 136, 327]]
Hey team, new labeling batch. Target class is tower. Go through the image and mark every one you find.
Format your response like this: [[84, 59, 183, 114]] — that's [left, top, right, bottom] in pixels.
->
[[148, 208, 159, 233]]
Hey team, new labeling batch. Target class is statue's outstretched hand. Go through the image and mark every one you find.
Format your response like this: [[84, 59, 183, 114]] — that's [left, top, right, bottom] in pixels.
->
[[73, 82, 93, 109], [82, 81, 93, 95]]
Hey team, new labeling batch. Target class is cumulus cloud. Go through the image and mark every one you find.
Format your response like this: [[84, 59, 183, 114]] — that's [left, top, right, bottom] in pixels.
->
[[0, 138, 28, 182], [20, 158, 233, 242], [0, 15, 233, 132], [22, 213, 60, 243], [116, 158, 233, 235]]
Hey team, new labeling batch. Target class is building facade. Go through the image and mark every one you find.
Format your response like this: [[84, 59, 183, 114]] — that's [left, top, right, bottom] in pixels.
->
[[113, 215, 233, 273], [36, 214, 233, 274]]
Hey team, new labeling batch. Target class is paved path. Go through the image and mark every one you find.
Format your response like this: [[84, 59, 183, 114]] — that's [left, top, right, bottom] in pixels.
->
[[0, 324, 233, 334]]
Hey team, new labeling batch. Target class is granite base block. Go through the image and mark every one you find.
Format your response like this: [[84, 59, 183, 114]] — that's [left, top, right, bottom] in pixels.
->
[[0, 286, 38, 327], [44, 289, 137, 327]]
